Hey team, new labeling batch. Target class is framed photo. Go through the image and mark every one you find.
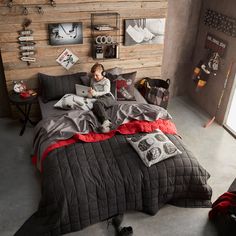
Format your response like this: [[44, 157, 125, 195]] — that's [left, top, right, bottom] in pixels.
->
[[48, 22, 83, 46], [56, 48, 79, 70], [124, 18, 166, 46]]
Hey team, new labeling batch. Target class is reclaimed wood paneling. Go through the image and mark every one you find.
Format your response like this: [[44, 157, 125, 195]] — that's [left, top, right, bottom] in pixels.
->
[[0, 0, 167, 117]]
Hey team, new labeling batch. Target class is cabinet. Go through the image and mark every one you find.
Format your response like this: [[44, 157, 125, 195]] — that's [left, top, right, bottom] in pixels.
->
[[91, 12, 120, 60]]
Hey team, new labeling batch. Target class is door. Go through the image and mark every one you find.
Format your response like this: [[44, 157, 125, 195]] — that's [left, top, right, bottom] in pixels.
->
[[225, 73, 236, 137]]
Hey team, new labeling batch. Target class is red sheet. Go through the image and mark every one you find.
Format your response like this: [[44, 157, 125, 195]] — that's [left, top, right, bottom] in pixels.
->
[[32, 119, 177, 168]]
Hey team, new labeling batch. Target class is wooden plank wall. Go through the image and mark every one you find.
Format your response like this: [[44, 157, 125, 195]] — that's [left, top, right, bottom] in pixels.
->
[[0, 0, 168, 117]]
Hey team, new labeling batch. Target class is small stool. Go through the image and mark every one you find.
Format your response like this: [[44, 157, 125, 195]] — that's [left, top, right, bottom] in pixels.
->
[[9, 92, 38, 136]]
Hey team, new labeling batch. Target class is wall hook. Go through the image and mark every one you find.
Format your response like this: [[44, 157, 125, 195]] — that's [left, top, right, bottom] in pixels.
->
[[22, 6, 29, 15], [22, 18, 32, 30], [7, 0, 13, 8], [37, 6, 44, 15], [50, 0, 56, 7]]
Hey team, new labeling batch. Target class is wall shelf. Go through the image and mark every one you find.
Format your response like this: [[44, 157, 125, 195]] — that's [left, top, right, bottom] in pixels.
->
[[91, 12, 120, 60]]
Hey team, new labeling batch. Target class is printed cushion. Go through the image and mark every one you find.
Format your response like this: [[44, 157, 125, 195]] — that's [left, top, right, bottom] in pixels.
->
[[54, 94, 96, 111], [38, 72, 87, 103], [116, 71, 137, 101], [127, 129, 182, 167]]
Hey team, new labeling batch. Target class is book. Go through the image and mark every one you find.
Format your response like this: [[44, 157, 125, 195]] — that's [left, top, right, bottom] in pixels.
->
[[94, 24, 114, 31]]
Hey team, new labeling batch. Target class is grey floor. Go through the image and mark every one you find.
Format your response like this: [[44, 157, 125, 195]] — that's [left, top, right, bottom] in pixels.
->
[[0, 96, 236, 236]]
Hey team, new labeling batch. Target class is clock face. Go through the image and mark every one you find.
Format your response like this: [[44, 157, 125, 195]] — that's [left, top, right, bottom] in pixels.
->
[[13, 83, 26, 93]]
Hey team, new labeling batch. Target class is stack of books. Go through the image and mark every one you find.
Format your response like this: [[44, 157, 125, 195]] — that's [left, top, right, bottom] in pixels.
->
[[94, 24, 114, 31]]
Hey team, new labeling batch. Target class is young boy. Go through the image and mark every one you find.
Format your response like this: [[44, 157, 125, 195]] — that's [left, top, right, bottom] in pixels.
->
[[88, 63, 116, 133]]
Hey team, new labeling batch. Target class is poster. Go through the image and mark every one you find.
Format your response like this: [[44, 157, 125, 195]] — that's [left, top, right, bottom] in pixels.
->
[[56, 48, 79, 70], [124, 18, 166, 46], [48, 22, 83, 45]]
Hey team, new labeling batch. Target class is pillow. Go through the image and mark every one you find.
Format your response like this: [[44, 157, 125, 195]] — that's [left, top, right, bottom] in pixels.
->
[[54, 94, 96, 111], [105, 67, 123, 76], [38, 72, 87, 103], [105, 67, 123, 100], [81, 67, 122, 86], [126, 129, 182, 167], [116, 71, 137, 101], [80, 74, 91, 87]]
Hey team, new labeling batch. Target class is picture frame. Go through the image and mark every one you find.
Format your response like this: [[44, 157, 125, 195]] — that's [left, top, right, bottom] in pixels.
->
[[48, 22, 83, 46], [56, 48, 79, 70], [124, 18, 166, 46]]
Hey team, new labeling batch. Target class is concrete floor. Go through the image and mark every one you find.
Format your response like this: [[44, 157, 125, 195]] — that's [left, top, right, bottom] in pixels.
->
[[0, 96, 236, 236]]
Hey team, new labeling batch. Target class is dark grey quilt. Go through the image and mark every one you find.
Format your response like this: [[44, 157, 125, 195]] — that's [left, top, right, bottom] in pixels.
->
[[15, 104, 212, 236], [33, 103, 171, 170]]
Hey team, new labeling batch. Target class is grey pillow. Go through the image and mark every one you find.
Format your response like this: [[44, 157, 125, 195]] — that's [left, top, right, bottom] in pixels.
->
[[105, 67, 123, 76], [38, 72, 87, 103], [80, 74, 91, 87], [105, 67, 123, 99], [81, 67, 123, 86], [127, 129, 182, 167]]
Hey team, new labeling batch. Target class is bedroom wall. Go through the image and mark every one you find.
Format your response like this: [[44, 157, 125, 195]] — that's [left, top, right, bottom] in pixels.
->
[[0, 0, 168, 117], [161, 0, 202, 97], [187, 0, 236, 124]]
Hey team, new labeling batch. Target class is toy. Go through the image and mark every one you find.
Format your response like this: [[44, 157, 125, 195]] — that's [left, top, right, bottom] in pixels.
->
[[193, 52, 220, 90]]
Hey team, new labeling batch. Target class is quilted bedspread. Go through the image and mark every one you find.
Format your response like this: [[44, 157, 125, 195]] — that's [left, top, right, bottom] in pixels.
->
[[15, 104, 212, 236]]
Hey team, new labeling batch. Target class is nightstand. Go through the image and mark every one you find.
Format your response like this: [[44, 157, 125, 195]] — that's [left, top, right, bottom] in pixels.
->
[[9, 91, 38, 136]]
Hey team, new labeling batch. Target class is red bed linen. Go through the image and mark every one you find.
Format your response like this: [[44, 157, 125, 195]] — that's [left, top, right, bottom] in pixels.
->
[[32, 119, 177, 170]]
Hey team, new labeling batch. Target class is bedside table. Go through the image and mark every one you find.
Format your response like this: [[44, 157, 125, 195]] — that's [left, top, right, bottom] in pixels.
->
[[9, 92, 38, 136]]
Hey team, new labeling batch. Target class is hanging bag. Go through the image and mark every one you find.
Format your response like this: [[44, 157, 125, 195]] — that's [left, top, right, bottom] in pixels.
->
[[143, 77, 170, 109]]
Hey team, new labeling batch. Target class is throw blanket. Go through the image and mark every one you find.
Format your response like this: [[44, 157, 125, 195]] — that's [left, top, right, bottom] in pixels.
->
[[33, 119, 177, 171], [15, 103, 212, 236], [16, 134, 212, 236], [34, 103, 171, 170]]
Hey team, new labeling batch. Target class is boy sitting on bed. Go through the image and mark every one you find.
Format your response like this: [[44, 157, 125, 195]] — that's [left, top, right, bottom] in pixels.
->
[[88, 63, 116, 133]]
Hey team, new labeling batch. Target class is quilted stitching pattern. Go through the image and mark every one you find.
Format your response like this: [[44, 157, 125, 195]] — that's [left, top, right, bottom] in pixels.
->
[[40, 134, 212, 235]]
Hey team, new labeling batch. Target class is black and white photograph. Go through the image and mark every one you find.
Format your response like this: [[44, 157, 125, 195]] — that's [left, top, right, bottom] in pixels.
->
[[48, 22, 83, 46], [124, 18, 166, 46]]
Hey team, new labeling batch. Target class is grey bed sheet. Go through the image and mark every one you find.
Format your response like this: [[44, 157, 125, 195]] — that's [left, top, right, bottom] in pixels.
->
[[38, 87, 147, 119]]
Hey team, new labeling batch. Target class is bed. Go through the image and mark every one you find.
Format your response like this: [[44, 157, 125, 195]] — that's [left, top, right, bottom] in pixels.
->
[[15, 72, 212, 236]]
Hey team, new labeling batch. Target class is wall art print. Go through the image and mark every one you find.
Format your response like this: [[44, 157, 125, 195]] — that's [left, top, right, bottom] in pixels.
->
[[124, 18, 166, 46], [48, 22, 83, 45], [56, 48, 79, 70]]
